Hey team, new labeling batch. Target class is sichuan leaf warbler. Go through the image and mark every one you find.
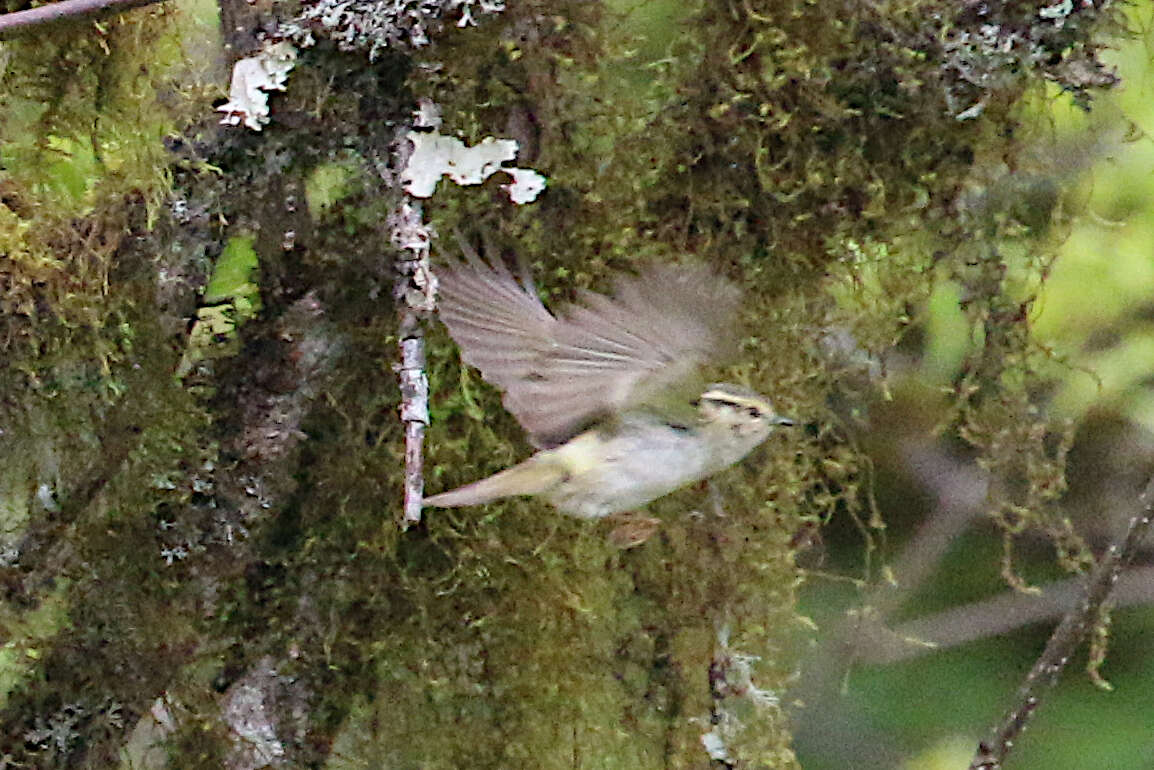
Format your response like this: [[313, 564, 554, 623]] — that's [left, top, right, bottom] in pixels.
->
[[424, 249, 792, 519]]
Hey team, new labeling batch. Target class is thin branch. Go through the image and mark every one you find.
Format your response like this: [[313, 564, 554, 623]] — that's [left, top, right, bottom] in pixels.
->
[[390, 200, 435, 527], [397, 330, 429, 525], [969, 475, 1154, 770], [389, 100, 441, 528], [869, 440, 989, 617], [0, 0, 164, 37], [857, 565, 1154, 665]]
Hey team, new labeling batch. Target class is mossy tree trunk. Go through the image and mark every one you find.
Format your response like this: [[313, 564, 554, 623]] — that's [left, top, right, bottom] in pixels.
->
[[0, 0, 1121, 767]]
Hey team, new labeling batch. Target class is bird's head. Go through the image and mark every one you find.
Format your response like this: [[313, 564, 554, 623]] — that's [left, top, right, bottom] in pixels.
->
[[696, 383, 794, 442]]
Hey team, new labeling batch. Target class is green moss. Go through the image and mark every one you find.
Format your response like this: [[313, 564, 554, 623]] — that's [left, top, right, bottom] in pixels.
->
[[0, 579, 72, 711], [304, 160, 357, 219], [202, 235, 261, 306], [0, 0, 1126, 765], [384, 1, 1123, 763]]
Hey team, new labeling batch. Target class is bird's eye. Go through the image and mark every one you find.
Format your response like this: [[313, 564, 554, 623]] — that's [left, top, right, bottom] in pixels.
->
[[746, 406, 762, 419]]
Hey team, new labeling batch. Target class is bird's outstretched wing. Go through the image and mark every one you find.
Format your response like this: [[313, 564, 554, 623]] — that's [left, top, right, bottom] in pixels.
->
[[435, 249, 740, 447]]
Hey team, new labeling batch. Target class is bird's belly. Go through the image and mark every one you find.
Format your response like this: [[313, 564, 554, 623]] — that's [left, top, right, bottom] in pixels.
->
[[546, 429, 712, 519]]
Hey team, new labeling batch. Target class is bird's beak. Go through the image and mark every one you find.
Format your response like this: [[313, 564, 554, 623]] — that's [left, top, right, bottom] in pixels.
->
[[773, 416, 796, 427]]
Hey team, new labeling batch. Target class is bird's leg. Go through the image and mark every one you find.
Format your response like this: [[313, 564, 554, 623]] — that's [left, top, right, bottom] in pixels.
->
[[605, 511, 662, 549]]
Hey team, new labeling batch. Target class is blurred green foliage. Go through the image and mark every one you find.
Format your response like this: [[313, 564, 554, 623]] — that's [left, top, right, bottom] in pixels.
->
[[798, 8, 1154, 769]]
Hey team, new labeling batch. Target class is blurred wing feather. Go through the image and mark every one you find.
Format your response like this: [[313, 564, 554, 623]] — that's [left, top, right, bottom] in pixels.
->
[[436, 257, 740, 446], [550, 264, 740, 407], [435, 252, 556, 389]]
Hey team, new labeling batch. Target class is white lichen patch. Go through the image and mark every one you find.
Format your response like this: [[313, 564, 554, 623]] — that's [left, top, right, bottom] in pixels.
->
[[502, 167, 548, 205], [697, 626, 783, 763], [222, 660, 287, 770], [401, 131, 547, 204], [286, 0, 505, 58], [217, 42, 299, 132]]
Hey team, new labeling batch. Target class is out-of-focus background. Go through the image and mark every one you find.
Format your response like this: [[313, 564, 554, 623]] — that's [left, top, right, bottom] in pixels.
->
[[792, 16, 1154, 768]]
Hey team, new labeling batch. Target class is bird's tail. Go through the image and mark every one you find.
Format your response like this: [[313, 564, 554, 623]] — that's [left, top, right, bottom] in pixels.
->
[[423, 456, 565, 508]]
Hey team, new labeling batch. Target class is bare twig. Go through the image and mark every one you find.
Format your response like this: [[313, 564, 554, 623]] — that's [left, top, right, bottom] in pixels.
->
[[969, 476, 1154, 770], [794, 445, 1154, 767], [397, 330, 429, 524], [858, 564, 1154, 664], [870, 440, 989, 616], [791, 441, 991, 768], [0, 0, 164, 37], [389, 100, 441, 527], [390, 200, 435, 527]]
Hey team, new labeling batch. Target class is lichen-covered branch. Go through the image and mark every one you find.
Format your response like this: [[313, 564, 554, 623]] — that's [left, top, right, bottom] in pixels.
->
[[970, 475, 1154, 770], [397, 331, 430, 523], [390, 199, 436, 526]]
